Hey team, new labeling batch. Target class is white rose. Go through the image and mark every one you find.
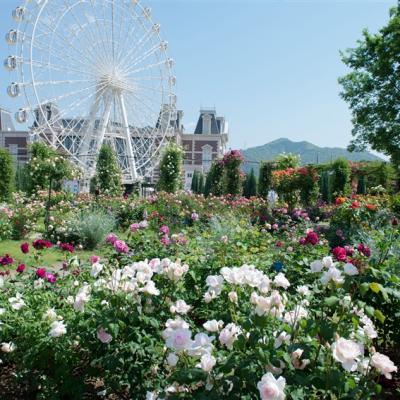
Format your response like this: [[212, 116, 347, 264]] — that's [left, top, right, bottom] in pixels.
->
[[1, 342, 15, 353], [0, 308, 5, 316], [49, 320, 67, 338], [332, 337, 363, 371], [228, 291, 238, 304], [296, 285, 310, 296], [90, 262, 104, 278], [320, 267, 344, 285], [166, 352, 179, 367], [274, 331, 291, 349], [310, 260, 323, 273], [8, 293, 25, 310], [273, 273, 290, 289], [165, 328, 193, 351], [257, 372, 286, 400], [370, 352, 398, 379], [219, 323, 241, 350], [43, 308, 58, 321], [170, 300, 191, 315], [203, 319, 223, 332], [322, 256, 334, 268], [196, 353, 216, 373], [344, 263, 359, 276]]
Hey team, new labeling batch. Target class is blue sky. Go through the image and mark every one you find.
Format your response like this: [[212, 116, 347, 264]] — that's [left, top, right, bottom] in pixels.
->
[[0, 0, 397, 151]]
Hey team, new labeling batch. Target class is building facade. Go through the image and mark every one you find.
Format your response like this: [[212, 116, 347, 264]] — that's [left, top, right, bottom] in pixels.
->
[[177, 108, 228, 190], [0, 108, 29, 164]]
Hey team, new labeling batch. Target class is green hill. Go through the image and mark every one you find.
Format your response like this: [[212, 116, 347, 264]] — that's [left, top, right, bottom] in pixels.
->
[[241, 138, 382, 174]]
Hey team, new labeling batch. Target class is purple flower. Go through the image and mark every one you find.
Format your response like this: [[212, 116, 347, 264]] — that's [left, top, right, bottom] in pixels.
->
[[191, 212, 199, 221], [114, 240, 129, 254], [159, 225, 170, 235], [160, 235, 170, 246], [130, 223, 140, 232], [46, 273, 56, 284], [106, 233, 118, 245]]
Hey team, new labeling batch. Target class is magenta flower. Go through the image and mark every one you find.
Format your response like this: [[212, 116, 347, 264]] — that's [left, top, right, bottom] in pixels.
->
[[305, 231, 318, 245], [159, 225, 170, 235], [114, 240, 129, 254], [160, 235, 170, 246], [332, 247, 347, 262], [90, 255, 100, 264], [36, 268, 47, 279], [0, 254, 14, 266], [20, 242, 29, 254], [46, 273, 56, 284], [59, 243, 74, 253], [106, 233, 118, 245], [130, 223, 140, 232], [32, 239, 52, 250], [16, 263, 25, 273]]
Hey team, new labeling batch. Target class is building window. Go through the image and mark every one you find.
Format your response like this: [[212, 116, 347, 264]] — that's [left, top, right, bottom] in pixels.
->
[[202, 144, 212, 172]]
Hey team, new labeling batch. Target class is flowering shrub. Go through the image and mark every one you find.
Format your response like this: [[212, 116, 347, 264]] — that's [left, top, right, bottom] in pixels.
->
[[0, 191, 399, 398]]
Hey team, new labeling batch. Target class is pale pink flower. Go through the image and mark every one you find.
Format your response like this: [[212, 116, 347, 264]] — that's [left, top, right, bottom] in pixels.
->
[[97, 328, 113, 344]]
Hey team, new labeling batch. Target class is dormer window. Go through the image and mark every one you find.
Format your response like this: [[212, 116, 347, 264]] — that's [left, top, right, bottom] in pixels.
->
[[202, 114, 211, 134]]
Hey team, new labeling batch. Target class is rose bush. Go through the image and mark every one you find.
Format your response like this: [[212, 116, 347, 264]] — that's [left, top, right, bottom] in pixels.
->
[[0, 191, 399, 399]]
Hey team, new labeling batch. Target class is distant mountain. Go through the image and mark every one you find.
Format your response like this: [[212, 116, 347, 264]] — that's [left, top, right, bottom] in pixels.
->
[[241, 138, 382, 174]]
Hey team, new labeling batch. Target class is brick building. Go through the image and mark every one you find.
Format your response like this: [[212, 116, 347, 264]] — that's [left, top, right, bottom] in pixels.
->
[[0, 108, 29, 163], [177, 108, 228, 190]]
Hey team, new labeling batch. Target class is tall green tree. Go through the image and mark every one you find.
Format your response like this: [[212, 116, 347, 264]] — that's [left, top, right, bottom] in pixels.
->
[[94, 145, 123, 196], [198, 172, 205, 194], [158, 143, 183, 193], [207, 161, 224, 196], [320, 170, 332, 203], [243, 168, 257, 198], [0, 148, 15, 201], [339, 6, 400, 180], [357, 174, 367, 195], [191, 171, 199, 193], [331, 158, 351, 196], [258, 161, 274, 198], [27, 142, 80, 231]]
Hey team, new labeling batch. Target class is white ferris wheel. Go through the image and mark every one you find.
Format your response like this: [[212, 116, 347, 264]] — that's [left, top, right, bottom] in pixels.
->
[[5, 0, 177, 185]]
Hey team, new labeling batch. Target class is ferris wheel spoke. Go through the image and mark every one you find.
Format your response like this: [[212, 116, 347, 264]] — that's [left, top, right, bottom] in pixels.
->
[[125, 59, 169, 76], [120, 43, 165, 77], [33, 12, 102, 76], [123, 94, 159, 154], [30, 34, 93, 75], [117, 24, 156, 69], [24, 58, 93, 79], [34, 80, 104, 110], [114, 7, 142, 67], [36, 79, 109, 130], [67, 0, 111, 69]]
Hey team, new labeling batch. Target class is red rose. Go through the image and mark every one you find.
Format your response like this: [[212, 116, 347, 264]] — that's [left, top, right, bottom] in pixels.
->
[[36, 268, 47, 279], [332, 247, 347, 262], [16, 264, 25, 273], [305, 231, 319, 245], [21, 242, 29, 254]]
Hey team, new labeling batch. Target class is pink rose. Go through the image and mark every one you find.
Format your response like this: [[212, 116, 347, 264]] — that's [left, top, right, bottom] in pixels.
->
[[97, 328, 113, 344], [114, 240, 129, 254]]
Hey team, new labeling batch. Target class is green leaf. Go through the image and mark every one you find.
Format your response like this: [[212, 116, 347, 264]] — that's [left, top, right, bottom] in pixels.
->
[[369, 282, 381, 293], [374, 309, 386, 324], [360, 282, 370, 296], [324, 296, 339, 307]]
